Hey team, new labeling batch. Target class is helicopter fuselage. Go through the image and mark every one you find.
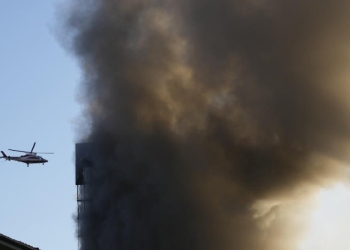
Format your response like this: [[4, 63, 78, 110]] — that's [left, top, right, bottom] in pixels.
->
[[1, 142, 52, 167], [10, 154, 48, 164], [1, 152, 48, 166]]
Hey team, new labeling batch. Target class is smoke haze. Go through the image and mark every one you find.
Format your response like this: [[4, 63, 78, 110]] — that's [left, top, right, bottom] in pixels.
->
[[63, 0, 350, 249]]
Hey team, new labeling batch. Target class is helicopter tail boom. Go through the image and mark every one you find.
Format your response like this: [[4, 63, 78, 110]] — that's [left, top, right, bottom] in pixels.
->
[[1, 151, 7, 158]]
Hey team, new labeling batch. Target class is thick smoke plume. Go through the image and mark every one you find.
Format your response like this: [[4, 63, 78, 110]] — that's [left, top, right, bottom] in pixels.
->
[[64, 0, 350, 249]]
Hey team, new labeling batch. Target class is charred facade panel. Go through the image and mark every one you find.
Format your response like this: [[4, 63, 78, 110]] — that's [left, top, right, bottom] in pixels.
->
[[75, 143, 97, 250]]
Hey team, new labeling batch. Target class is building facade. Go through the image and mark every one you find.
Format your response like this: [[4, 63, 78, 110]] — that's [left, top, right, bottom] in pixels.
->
[[0, 233, 39, 250]]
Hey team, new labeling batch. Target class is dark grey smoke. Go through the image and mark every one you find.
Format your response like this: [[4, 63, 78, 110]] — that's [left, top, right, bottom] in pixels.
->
[[63, 0, 350, 249]]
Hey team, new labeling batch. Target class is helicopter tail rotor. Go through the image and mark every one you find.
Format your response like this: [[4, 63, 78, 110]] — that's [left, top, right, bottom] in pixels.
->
[[1, 151, 9, 161]]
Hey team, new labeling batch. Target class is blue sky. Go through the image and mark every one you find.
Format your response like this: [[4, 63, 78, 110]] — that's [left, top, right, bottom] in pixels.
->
[[0, 1, 79, 249]]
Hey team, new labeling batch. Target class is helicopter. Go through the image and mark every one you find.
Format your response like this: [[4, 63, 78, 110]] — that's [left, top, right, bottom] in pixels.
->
[[0, 142, 53, 167]]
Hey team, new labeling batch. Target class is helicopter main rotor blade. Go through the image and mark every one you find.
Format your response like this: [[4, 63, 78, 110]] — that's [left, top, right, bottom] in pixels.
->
[[8, 143, 52, 154], [31, 142, 36, 153], [8, 149, 30, 153]]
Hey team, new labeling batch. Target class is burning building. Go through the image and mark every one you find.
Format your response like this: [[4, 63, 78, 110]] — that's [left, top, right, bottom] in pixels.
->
[[69, 0, 350, 250]]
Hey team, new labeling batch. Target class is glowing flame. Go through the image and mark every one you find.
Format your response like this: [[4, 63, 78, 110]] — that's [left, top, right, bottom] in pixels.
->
[[299, 183, 350, 250]]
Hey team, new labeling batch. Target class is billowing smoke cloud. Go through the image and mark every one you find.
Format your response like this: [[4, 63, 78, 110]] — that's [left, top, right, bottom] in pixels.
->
[[63, 0, 350, 249]]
